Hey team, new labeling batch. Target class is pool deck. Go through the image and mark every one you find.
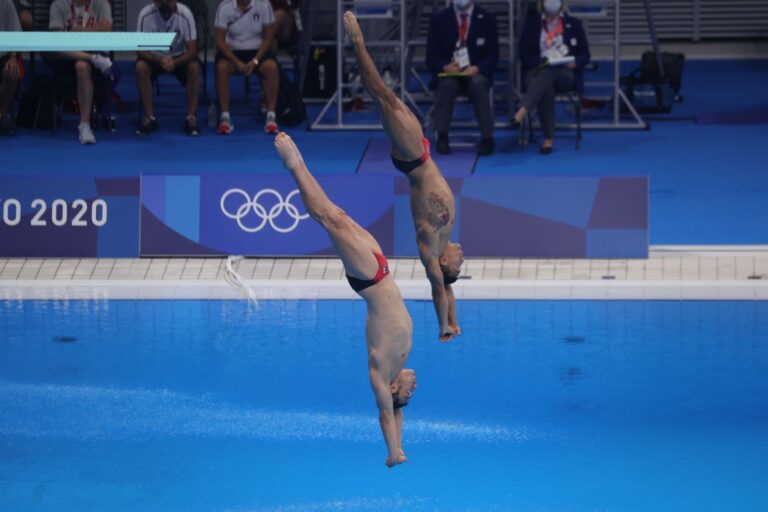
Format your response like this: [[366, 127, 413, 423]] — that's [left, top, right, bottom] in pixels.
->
[[1, 246, 766, 300]]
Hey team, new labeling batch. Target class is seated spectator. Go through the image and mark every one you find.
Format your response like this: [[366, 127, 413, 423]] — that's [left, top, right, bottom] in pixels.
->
[[136, 0, 201, 136], [214, 0, 279, 135], [269, 0, 301, 50], [426, 0, 499, 156], [513, 0, 590, 154], [46, 0, 114, 144], [0, 0, 21, 135], [12, 0, 32, 30]]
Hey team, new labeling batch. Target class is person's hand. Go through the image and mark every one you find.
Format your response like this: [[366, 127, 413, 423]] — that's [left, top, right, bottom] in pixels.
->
[[4, 56, 20, 79], [385, 452, 407, 467], [443, 62, 461, 73], [567, 61, 577, 70], [236, 60, 248, 75], [439, 325, 456, 342], [243, 59, 257, 76], [161, 57, 175, 73], [464, 65, 480, 76]]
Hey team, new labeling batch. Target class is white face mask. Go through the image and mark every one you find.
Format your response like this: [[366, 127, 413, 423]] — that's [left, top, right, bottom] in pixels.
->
[[454, 0, 472, 11], [543, 0, 562, 15]]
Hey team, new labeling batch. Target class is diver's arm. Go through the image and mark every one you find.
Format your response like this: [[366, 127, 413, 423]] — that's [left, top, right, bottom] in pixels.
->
[[417, 236, 453, 341]]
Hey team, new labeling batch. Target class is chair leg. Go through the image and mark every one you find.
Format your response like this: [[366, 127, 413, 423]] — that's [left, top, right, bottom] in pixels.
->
[[575, 96, 582, 150]]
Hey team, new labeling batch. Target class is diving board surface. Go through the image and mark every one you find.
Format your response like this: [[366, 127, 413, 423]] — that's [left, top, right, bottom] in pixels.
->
[[0, 32, 177, 52]]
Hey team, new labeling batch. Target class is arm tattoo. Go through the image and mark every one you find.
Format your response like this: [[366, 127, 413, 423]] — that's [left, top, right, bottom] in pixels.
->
[[427, 192, 451, 232]]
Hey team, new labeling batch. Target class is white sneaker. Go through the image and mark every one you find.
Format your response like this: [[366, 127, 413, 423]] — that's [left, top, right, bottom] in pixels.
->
[[90, 54, 113, 75], [78, 123, 96, 144]]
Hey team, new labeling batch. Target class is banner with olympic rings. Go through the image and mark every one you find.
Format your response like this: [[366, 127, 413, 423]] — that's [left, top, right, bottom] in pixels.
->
[[140, 174, 647, 258], [140, 174, 395, 256]]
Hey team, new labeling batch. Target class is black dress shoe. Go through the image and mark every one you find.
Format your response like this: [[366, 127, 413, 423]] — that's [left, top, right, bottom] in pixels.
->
[[477, 138, 495, 156], [540, 145, 553, 155], [436, 134, 451, 154]]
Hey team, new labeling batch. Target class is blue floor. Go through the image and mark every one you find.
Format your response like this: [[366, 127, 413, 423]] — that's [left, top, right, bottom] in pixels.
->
[[1, 300, 767, 511], [0, 59, 766, 245]]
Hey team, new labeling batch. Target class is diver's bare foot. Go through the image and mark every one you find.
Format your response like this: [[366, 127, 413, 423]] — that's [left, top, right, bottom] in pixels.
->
[[274, 132, 304, 171], [385, 453, 407, 468], [343, 11, 363, 45]]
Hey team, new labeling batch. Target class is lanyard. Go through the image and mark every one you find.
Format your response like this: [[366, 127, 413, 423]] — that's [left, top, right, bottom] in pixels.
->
[[69, 0, 93, 29], [542, 17, 564, 48]]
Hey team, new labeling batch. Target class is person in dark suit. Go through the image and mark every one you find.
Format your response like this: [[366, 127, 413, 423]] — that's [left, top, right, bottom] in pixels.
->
[[426, 0, 499, 156], [513, 0, 590, 154]]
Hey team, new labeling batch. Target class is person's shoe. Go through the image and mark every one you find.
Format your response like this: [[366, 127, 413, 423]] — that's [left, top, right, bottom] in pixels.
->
[[540, 145, 553, 155], [184, 116, 199, 136], [135, 116, 159, 135], [0, 113, 16, 136], [218, 116, 234, 135], [78, 122, 96, 144], [477, 138, 495, 156], [264, 115, 278, 134], [436, 133, 451, 154], [90, 54, 113, 75]]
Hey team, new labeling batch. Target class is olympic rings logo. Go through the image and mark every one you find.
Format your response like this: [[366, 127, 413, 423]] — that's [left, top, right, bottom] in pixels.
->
[[220, 188, 309, 233]]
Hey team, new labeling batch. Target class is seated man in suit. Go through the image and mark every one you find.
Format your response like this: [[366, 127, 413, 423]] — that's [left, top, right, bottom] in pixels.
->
[[426, 0, 499, 156]]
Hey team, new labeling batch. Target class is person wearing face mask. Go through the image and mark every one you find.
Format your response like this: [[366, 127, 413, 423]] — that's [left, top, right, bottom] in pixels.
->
[[513, 0, 590, 154], [136, 0, 202, 136], [426, 0, 499, 156], [46, 0, 114, 144]]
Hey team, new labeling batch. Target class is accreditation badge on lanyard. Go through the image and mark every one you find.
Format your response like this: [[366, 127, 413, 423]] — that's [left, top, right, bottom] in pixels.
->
[[453, 12, 471, 69], [454, 45, 470, 69]]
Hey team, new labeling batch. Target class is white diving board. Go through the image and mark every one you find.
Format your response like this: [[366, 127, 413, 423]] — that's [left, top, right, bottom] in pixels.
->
[[0, 32, 178, 52]]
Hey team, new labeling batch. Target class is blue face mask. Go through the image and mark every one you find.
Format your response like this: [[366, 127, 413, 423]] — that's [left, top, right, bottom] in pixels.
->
[[543, 0, 562, 15]]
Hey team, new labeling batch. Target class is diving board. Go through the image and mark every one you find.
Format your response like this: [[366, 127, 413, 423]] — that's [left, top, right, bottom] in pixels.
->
[[0, 32, 178, 52]]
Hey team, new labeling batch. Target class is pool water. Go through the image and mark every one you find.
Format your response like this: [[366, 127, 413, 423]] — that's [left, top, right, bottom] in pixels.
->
[[1, 300, 767, 511]]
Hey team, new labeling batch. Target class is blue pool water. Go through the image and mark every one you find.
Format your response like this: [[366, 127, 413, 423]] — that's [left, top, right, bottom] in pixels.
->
[[1, 300, 767, 511]]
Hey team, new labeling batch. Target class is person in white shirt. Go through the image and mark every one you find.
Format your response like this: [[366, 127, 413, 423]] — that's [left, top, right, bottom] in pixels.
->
[[47, 0, 114, 144], [214, 0, 280, 134], [135, 0, 201, 136]]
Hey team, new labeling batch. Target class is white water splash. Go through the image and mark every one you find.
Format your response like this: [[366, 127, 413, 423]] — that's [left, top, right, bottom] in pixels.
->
[[0, 381, 536, 444]]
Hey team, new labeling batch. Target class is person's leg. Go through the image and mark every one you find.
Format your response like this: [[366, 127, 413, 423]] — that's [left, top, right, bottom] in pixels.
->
[[274, 132, 381, 279], [0, 67, 18, 116], [537, 81, 556, 145], [215, 56, 235, 113], [467, 73, 493, 140], [185, 60, 201, 118], [343, 11, 425, 161], [135, 58, 155, 119], [258, 58, 279, 112], [514, 67, 556, 124], [433, 77, 460, 147], [74, 59, 93, 125], [19, 9, 34, 31], [272, 9, 294, 49], [552, 67, 576, 95]]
